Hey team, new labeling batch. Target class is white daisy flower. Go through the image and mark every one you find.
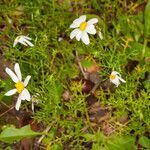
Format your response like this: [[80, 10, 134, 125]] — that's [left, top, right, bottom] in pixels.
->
[[5, 63, 31, 111], [110, 71, 126, 87], [13, 35, 34, 47], [70, 15, 98, 45]]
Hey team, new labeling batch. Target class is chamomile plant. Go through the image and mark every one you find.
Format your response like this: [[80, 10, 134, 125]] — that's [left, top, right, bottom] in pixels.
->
[[70, 15, 98, 45], [5, 63, 31, 110], [13, 35, 34, 47]]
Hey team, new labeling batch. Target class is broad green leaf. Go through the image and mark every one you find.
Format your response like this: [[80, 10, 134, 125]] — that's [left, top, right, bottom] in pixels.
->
[[107, 136, 136, 150], [0, 125, 42, 143], [139, 136, 150, 148], [144, 1, 150, 38]]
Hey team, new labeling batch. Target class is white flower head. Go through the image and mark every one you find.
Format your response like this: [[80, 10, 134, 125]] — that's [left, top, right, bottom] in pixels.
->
[[13, 35, 34, 47], [70, 15, 98, 45], [110, 71, 126, 87], [5, 63, 31, 111]]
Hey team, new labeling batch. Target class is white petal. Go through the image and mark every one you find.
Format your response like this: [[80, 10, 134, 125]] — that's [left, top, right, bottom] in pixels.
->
[[118, 76, 126, 83], [78, 15, 86, 23], [110, 78, 120, 87], [76, 30, 82, 41], [70, 29, 80, 39], [115, 81, 120, 87], [86, 25, 96, 35], [70, 15, 86, 28], [13, 39, 18, 47], [15, 94, 22, 111], [87, 18, 98, 25], [13, 35, 33, 47], [5, 89, 17, 96], [23, 39, 34, 47], [20, 88, 31, 101], [19, 39, 28, 46], [73, 15, 86, 24], [70, 23, 80, 28], [6, 67, 19, 83], [14, 63, 22, 81], [81, 32, 90, 45], [22, 35, 32, 40], [111, 71, 120, 76], [24, 75, 31, 87]]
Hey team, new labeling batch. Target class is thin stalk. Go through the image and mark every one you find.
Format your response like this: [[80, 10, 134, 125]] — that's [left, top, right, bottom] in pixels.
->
[[75, 50, 87, 79]]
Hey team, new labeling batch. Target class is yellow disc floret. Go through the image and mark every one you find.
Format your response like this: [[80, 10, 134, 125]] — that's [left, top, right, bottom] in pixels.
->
[[15, 81, 24, 93], [110, 74, 116, 80], [80, 22, 87, 31]]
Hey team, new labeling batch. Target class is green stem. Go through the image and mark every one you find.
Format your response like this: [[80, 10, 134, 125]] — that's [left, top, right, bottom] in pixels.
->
[[142, 38, 148, 57]]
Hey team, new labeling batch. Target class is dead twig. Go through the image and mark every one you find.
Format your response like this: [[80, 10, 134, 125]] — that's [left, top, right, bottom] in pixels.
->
[[75, 50, 88, 79], [0, 105, 15, 117], [37, 126, 51, 144]]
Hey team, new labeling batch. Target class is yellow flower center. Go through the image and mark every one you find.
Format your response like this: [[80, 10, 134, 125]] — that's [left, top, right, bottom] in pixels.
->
[[15, 81, 24, 93], [110, 74, 116, 80], [80, 22, 87, 31]]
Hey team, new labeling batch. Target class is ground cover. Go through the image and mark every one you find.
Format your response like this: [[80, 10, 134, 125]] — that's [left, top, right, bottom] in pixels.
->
[[0, 0, 150, 149]]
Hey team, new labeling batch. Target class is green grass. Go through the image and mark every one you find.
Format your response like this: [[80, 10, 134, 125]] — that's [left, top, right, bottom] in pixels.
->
[[0, 0, 150, 149]]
